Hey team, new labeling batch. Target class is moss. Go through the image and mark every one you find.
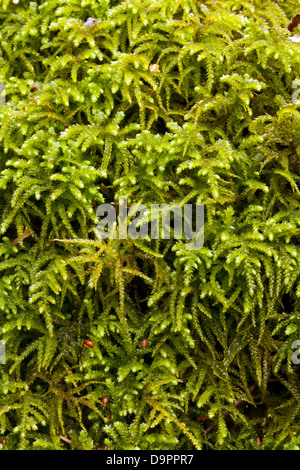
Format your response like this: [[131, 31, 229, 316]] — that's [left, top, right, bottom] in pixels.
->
[[0, 0, 299, 450]]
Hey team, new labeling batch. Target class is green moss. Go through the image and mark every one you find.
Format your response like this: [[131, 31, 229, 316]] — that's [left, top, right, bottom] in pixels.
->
[[0, 0, 299, 450]]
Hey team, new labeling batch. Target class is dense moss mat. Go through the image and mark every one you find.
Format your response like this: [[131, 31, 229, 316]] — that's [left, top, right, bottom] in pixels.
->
[[0, 0, 299, 450]]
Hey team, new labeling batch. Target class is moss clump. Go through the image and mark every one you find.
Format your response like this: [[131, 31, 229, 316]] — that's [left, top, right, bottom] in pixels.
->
[[0, 0, 299, 450]]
